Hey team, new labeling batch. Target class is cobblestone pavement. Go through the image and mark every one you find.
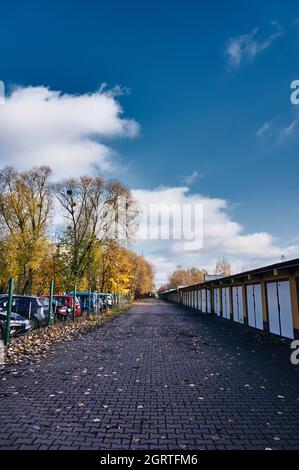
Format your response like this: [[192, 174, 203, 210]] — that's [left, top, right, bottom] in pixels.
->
[[0, 298, 299, 450]]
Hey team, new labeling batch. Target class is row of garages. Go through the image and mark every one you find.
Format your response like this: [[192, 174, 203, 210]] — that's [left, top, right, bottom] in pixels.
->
[[161, 258, 299, 339]]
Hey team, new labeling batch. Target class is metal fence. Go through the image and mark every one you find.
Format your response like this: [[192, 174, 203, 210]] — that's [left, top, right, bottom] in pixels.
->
[[2, 278, 130, 345]]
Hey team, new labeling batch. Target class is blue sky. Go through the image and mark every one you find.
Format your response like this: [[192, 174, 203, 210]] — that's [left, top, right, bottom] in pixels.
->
[[1, 0, 299, 283]]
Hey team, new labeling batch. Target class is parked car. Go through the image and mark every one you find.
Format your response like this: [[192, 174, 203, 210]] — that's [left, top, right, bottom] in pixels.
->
[[106, 293, 113, 307], [70, 292, 103, 314], [99, 294, 107, 309], [0, 304, 32, 339], [99, 293, 113, 309], [0, 295, 51, 330], [48, 298, 70, 321], [53, 294, 82, 316]]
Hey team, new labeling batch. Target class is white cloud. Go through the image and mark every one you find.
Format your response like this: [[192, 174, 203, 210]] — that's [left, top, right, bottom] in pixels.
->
[[2, 86, 296, 288], [256, 123, 269, 137], [225, 22, 284, 69], [0, 85, 139, 177], [256, 114, 299, 142], [256, 121, 272, 137], [133, 186, 299, 286], [180, 170, 202, 185], [256, 115, 281, 138], [280, 116, 299, 138]]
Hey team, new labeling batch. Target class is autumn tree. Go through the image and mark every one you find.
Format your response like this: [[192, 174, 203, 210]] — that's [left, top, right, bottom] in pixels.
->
[[214, 256, 232, 276], [102, 241, 133, 295], [0, 165, 151, 298], [88, 241, 154, 298], [168, 266, 207, 288], [0, 166, 53, 294], [53, 176, 138, 288], [129, 252, 154, 297]]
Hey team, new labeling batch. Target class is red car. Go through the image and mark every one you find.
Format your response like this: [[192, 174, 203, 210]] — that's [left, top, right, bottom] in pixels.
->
[[49, 298, 69, 319], [53, 295, 82, 316]]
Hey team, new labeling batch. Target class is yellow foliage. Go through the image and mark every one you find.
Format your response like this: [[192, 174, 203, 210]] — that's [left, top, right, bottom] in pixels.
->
[[0, 166, 154, 297]]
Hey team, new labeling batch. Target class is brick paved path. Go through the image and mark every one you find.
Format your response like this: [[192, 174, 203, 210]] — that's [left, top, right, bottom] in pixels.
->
[[1, 298, 299, 450]]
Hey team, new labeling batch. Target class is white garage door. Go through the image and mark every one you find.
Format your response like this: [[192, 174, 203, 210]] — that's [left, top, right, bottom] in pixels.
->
[[202, 289, 206, 313], [222, 287, 231, 319], [206, 290, 211, 314], [214, 288, 220, 316], [246, 284, 263, 330], [232, 286, 244, 324], [267, 280, 294, 339]]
